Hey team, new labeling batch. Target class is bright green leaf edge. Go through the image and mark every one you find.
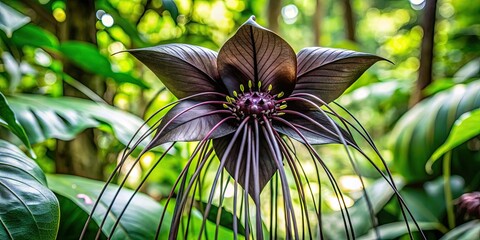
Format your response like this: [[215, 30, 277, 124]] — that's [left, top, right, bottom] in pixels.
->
[[426, 108, 480, 173], [0, 92, 33, 155]]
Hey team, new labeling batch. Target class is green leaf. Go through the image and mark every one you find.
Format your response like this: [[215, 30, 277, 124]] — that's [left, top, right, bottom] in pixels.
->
[[59, 41, 148, 88], [357, 222, 444, 240], [162, 0, 179, 23], [440, 220, 480, 240], [59, 41, 112, 75], [400, 176, 465, 223], [6, 94, 150, 147], [0, 1, 30, 37], [11, 24, 59, 49], [0, 92, 32, 153], [324, 178, 405, 239], [0, 140, 59, 239], [1, 52, 21, 92], [163, 199, 245, 239], [110, 72, 149, 89], [46, 174, 170, 239], [195, 200, 246, 236], [427, 109, 480, 171], [391, 81, 480, 182]]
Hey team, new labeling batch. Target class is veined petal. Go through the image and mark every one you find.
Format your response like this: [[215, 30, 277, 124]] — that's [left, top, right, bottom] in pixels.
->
[[128, 44, 225, 99], [212, 131, 277, 195], [217, 16, 297, 96], [293, 47, 386, 103], [150, 100, 235, 146], [273, 110, 356, 146]]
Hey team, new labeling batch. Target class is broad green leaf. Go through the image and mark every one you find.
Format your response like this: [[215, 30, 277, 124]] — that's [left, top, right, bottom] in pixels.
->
[[162, 199, 245, 239], [59, 41, 112, 76], [324, 178, 405, 239], [391, 82, 480, 182], [59, 41, 148, 88], [0, 140, 59, 239], [427, 109, 480, 170], [6, 94, 150, 147], [400, 176, 465, 223], [357, 222, 444, 240], [453, 57, 480, 83], [195, 200, 246, 236], [47, 174, 170, 239], [11, 24, 59, 49], [0, 1, 30, 37], [0, 92, 32, 153], [440, 220, 480, 240], [1, 52, 21, 92]]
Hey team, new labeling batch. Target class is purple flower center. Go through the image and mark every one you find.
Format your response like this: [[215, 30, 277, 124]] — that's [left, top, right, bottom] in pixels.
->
[[235, 91, 276, 117], [224, 82, 286, 122]]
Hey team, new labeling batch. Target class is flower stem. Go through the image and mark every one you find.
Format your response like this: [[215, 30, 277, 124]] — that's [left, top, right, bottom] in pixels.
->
[[443, 151, 455, 229]]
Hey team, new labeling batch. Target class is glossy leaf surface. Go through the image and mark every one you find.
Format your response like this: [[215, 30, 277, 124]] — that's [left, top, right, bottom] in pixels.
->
[[440, 220, 480, 240], [47, 174, 170, 239], [0, 92, 32, 151], [0, 140, 59, 240], [195, 200, 246, 236], [428, 109, 480, 166], [358, 222, 442, 240], [324, 178, 405, 239], [6, 94, 149, 147], [391, 82, 480, 182]]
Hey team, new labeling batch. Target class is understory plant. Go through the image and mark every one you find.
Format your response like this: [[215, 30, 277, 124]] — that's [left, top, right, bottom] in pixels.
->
[[82, 16, 424, 239]]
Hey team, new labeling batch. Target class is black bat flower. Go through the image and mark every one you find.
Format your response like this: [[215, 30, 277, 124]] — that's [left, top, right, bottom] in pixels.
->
[[83, 16, 425, 240]]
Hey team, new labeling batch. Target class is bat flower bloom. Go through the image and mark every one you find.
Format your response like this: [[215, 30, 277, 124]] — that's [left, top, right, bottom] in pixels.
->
[[86, 17, 424, 240]]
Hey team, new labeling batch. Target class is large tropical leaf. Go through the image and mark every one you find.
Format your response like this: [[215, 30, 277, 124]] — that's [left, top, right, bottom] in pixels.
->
[[391, 81, 480, 183], [400, 176, 465, 223], [6, 94, 149, 147], [0, 140, 59, 239], [357, 222, 443, 240], [440, 220, 480, 240], [47, 174, 170, 239], [324, 178, 405, 239], [428, 109, 480, 167], [0, 92, 32, 153], [59, 41, 149, 89], [11, 24, 59, 49]]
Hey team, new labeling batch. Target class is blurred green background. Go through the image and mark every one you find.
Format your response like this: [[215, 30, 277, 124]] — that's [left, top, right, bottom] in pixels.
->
[[0, 0, 479, 239]]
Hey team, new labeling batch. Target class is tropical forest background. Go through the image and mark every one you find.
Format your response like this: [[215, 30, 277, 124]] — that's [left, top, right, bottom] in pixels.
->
[[0, 0, 479, 239]]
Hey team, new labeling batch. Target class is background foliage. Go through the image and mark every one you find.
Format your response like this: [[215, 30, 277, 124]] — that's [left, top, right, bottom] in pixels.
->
[[0, 0, 479, 239]]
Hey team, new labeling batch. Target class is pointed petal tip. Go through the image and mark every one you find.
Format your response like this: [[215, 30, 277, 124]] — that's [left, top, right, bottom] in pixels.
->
[[218, 16, 297, 96]]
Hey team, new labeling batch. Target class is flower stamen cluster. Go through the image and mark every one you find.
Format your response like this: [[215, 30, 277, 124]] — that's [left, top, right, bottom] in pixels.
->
[[223, 80, 286, 123]]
